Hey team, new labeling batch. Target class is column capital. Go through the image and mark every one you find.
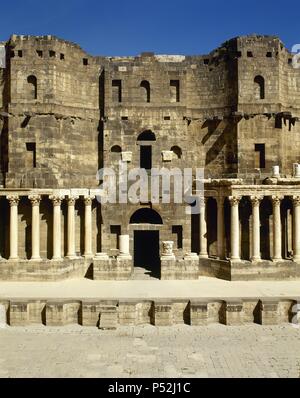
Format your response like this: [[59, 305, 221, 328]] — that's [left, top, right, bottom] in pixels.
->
[[29, 195, 41, 206], [216, 196, 225, 205], [271, 195, 283, 205], [293, 196, 300, 207], [84, 195, 95, 206], [7, 195, 19, 206], [49, 195, 64, 206], [250, 195, 263, 206], [67, 195, 79, 206], [229, 196, 241, 206]]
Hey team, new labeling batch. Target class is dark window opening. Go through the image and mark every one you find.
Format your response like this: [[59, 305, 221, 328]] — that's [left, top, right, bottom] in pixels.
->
[[27, 75, 37, 100], [83, 58, 88, 65], [266, 52, 272, 58], [236, 51, 242, 58], [164, 116, 170, 120], [254, 144, 265, 169], [275, 114, 283, 129], [110, 225, 121, 249], [10, 51, 15, 58], [140, 145, 152, 170], [288, 58, 293, 64], [60, 53, 65, 60], [170, 80, 180, 102], [26, 143, 36, 168], [172, 225, 183, 249], [254, 75, 265, 99], [111, 145, 122, 153], [171, 145, 182, 159], [121, 116, 128, 120], [36, 50, 43, 57], [18, 50, 23, 57], [112, 79, 122, 102], [247, 51, 253, 57], [49, 50, 55, 58], [204, 58, 209, 65], [130, 208, 163, 224], [140, 80, 150, 102], [137, 130, 156, 141]]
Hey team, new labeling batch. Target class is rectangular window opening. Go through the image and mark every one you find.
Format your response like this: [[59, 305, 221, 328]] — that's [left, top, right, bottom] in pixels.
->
[[112, 79, 122, 102], [140, 145, 152, 170], [18, 50, 23, 57], [83, 58, 88, 65], [26, 142, 36, 168], [36, 50, 43, 58], [254, 143, 265, 169], [247, 51, 253, 57], [110, 225, 121, 249], [170, 80, 180, 102], [172, 225, 183, 249], [49, 50, 56, 58], [60, 53, 65, 60], [266, 52, 272, 58]]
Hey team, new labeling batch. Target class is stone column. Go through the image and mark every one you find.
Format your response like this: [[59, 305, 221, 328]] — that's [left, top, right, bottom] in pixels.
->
[[50, 195, 63, 260], [251, 196, 262, 261], [67, 196, 78, 258], [229, 196, 241, 261], [293, 196, 300, 262], [162, 241, 175, 258], [8, 195, 19, 260], [29, 195, 41, 260], [272, 195, 282, 261], [199, 197, 208, 258], [217, 197, 225, 259], [84, 196, 94, 257], [118, 234, 131, 259]]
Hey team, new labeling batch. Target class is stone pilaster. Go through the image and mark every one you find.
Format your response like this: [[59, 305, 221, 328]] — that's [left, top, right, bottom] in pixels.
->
[[251, 196, 262, 261], [272, 196, 283, 261], [29, 195, 41, 260], [50, 195, 63, 260], [293, 196, 300, 262], [229, 196, 241, 261], [7, 195, 19, 260], [217, 197, 225, 259], [199, 197, 208, 258], [84, 196, 94, 257], [67, 196, 78, 258]]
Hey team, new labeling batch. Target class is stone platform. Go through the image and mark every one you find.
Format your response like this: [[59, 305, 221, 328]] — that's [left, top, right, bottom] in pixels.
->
[[0, 277, 299, 327]]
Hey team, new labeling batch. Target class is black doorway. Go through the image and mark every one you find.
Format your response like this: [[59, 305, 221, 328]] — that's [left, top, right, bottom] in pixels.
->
[[134, 230, 160, 278]]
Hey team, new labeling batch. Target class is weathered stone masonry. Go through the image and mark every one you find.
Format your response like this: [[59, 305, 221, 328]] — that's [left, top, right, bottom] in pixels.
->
[[1, 34, 300, 281]]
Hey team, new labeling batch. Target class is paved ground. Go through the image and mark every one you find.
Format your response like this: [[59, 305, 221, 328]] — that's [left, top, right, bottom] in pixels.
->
[[0, 277, 300, 300], [0, 324, 300, 378]]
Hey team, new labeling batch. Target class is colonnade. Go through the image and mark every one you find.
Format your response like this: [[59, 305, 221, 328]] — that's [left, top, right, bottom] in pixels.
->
[[198, 195, 300, 262], [6, 194, 95, 261]]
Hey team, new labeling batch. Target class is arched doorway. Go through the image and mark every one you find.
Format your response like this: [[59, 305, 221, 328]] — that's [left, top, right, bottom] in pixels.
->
[[130, 208, 162, 278]]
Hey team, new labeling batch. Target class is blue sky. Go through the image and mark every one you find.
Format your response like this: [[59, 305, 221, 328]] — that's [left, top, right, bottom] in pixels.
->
[[1, 0, 300, 56]]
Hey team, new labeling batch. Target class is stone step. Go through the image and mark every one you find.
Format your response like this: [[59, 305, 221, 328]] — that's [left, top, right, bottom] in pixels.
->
[[0, 298, 299, 328]]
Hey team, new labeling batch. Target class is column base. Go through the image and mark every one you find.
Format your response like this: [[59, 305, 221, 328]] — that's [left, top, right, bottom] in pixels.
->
[[84, 253, 94, 258], [230, 257, 240, 262], [199, 253, 208, 259], [272, 257, 282, 262], [51, 257, 62, 262], [251, 257, 262, 262], [30, 257, 42, 262], [117, 254, 132, 260], [8, 256, 19, 262], [66, 255, 79, 260]]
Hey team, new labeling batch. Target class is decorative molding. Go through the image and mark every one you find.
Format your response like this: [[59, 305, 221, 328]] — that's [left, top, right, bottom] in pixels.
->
[[7, 195, 19, 206], [49, 195, 63, 206], [28, 195, 41, 206], [250, 196, 263, 206], [67, 196, 78, 206], [229, 196, 241, 206]]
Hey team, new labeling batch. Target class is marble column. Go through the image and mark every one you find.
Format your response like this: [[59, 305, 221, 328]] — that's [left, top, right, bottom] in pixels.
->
[[229, 196, 241, 261], [84, 196, 94, 257], [251, 196, 262, 261], [29, 195, 41, 260], [50, 195, 63, 260], [8, 195, 19, 260], [272, 195, 282, 261], [67, 196, 78, 258], [199, 197, 208, 258], [217, 197, 225, 259], [293, 196, 300, 262]]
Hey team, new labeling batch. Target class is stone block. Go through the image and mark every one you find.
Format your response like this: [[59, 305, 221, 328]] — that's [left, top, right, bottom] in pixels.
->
[[46, 301, 81, 326], [190, 301, 208, 326], [99, 305, 118, 330], [9, 301, 29, 326], [224, 301, 244, 325], [154, 301, 173, 326], [259, 300, 280, 325], [118, 301, 137, 326]]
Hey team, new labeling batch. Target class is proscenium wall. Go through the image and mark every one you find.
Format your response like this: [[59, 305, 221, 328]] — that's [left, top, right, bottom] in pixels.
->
[[1, 34, 300, 187]]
